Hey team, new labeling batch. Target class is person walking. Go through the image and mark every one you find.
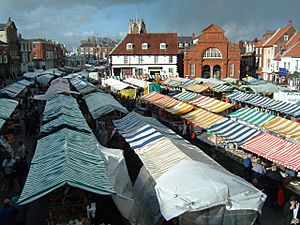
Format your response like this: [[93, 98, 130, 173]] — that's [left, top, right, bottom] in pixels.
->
[[282, 196, 300, 225], [242, 153, 253, 182], [15, 141, 26, 160], [252, 158, 266, 186], [2, 155, 16, 189], [11, 192, 28, 225]]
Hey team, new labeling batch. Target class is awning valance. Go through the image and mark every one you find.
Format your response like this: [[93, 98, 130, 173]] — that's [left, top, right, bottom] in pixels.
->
[[241, 133, 300, 171], [184, 84, 209, 93], [165, 102, 194, 115]]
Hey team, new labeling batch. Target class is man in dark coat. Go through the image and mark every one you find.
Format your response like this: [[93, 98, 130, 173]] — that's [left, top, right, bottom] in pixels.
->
[[282, 196, 300, 225]]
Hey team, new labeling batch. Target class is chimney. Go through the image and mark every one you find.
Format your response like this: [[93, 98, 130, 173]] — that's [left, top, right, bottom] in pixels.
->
[[287, 20, 292, 27], [192, 32, 196, 39]]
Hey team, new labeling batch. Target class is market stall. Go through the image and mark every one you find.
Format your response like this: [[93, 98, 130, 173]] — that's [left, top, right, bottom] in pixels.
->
[[113, 112, 266, 225]]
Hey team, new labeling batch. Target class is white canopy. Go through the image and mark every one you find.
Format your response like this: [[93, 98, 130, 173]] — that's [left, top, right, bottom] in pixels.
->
[[123, 77, 150, 88], [103, 78, 131, 91]]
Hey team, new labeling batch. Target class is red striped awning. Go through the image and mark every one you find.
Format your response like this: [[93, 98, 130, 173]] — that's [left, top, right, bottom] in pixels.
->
[[142, 92, 164, 102], [241, 133, 300, 171]]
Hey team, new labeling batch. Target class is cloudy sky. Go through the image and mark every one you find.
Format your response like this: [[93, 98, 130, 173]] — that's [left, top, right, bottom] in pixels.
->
[[0, 0, 299, 50]]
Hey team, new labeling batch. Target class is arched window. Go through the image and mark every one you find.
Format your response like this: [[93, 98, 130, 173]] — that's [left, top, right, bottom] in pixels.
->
[[203, 48, 222, 58]]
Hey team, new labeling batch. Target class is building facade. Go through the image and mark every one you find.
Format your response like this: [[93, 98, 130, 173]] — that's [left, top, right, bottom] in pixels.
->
[[110, 33, 178, 77], [260, 21, 296, 81], [0, 40, 8, 81], [0, 18, 20, 78], [183, 24, 240, 79], [18, 35, 34, 73]]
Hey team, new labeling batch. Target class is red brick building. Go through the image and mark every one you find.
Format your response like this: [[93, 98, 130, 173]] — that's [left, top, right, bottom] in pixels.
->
[[183, 24, 240, 79]]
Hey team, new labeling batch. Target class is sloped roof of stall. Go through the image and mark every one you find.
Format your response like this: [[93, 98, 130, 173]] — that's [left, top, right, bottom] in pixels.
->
[[83, 92, 128, 119], [18, 128, 115, 205]]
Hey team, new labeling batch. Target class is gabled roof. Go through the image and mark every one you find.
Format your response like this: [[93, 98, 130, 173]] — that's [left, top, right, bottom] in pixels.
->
[[202, 24, 225, 33], [283, 40, 300, 58], [256, 35, 270, 48], [110, 33, 178, 55], [263, 28, 287, 47], [274, 51, 282, 61], [178, 36, 193, 43]]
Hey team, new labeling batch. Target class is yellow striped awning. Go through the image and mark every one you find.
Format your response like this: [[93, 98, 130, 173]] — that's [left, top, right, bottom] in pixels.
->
[[142, 92, 164, 102], [165, 102, 194, 115], [262, 117, 300, 142], [153, 95, 179, 109], [181, 108, 226, 128], [189, 95, 233, 113], [185, 84, 209, 93]]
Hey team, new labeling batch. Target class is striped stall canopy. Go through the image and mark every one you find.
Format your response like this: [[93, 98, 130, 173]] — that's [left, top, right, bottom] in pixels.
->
[[173, 91, 198, 101], [0, 98, 18, 120], [103, 78, 129, 91], [226, 91, 254, 102], [70, 77, 97, 94], [18, 128, 115, 205], [43, 94, 79, 113], [152, 95, 179, 109], [228, 108, 277, 127], [17, 79, 33, 87], [83, 92, 128, 119], [181, 108, 226, 129], [41, 114, 91, 134], [184, 84, 210, 93], [123, 78, 150, 89], [142, 92, 164, 102], [212, 84, 235, 92], [241, 133, 300, 171], [207, 119, 262, 145], [0, 82, 27, 98], [245, 95, 276, 107], [165, 101, 194, 115], [189, 95, 233, 113], [43, 106, 84, 122], [262, 117, 300, 142], [268, 101, 300, 118]]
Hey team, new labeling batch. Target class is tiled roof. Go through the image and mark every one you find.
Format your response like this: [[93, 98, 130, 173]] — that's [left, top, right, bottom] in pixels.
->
[[283, 41, 300, 58], [255, 35, 269, 48], [178, 36, 193, 43], [110, 33, 178, 55], [274, 51, 281, 61], [79, 42, 96, 48], [263, 28, 286, 47], [284, 32, 300, 49]]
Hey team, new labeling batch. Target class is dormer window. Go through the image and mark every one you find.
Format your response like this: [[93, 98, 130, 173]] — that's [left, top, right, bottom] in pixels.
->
[[160, 43, 166, 50], [142, 43, 148, 49], [284, 35, 289, 41], [178, 43, 183, 48], [126, 43, 133, 50]]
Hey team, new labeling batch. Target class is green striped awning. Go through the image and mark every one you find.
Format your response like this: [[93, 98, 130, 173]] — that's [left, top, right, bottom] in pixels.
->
[[18, 128, 115, 205], [228, 107, 277, 127], [41, 114, 91, 133], [84, 92, 128, 119], [0, 98, 18, 119]]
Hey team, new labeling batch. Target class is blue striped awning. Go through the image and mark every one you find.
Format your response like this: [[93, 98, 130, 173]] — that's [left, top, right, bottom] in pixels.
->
[[226, 91, 254, 102], [173, 91, 198, 101], [244, 95, 275, 106], [0, 83, 27, 97], [84, 92, 128, 119], [18, 128, 115, 205], [207, 119, 262, 145]]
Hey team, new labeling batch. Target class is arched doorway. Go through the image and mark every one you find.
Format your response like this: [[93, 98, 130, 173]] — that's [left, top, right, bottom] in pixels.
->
[[202, 65, 210, 78], [213, 65, 221, 79]]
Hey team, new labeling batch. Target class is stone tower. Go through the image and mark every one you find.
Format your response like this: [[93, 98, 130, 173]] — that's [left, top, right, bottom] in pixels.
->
[[128, 18, 147, 34]]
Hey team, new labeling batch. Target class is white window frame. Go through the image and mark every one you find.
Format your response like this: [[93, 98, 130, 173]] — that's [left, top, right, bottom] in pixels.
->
[[178, 43, 183, 48], [169, 68, 174, 74], [169, 56, 173, 64], [124, 56, 129, 64], [142, 43, 148, 50], [284, 35, 289, 41], [203, 48, 222, 58], [138, 56, 143, 64], [160, 43, 166, 50], [126, 43, 133, 50], [154, 56, 158, 64]]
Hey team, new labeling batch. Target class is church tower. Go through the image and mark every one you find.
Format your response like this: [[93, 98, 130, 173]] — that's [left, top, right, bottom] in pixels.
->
[[128, 18, 147, 34]]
